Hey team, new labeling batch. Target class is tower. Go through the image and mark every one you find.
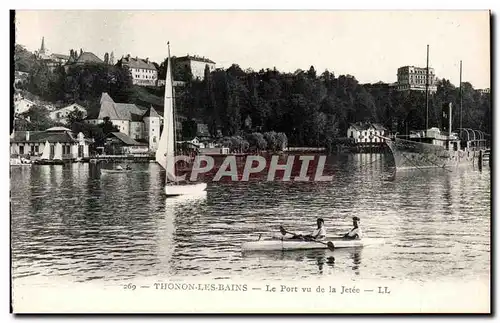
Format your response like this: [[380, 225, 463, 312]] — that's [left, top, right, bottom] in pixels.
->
[[37, 37, 50, 59], [143, 106, 161, 152], [40, 37, 46, 54]]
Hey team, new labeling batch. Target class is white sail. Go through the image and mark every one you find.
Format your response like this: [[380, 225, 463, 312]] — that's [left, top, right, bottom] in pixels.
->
[[156, 42, 207, 196], [40, 141, 50, 160], [54, 142, 63, 160], [155, 43, 176, 179]]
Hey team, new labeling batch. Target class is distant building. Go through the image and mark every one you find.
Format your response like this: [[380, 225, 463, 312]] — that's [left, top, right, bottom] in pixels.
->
[[14, 71, 29, 87], [479, 88, 490, 94], [14, 97, 36, 115], [34, 37, 70, 71], [197, 123, 210, 137], [175, 55, 216, 80], [200, 147, 230, 155], [10, 127, 91, 161], [85, 93, 161, 152], [347, 122, 388, 144], [396, 66, 437, 93], [65, 51, 104, 71], [116, 54, 158, 86], [49, 103, 87, 124], [14, 92, 57, 115], [50, 53, 70, 65], [156, 80, 185, 87], [104, 132, 149, 155]]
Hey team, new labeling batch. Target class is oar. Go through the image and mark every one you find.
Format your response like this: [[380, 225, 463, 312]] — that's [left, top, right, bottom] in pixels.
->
[[279, 226, 335, 251]]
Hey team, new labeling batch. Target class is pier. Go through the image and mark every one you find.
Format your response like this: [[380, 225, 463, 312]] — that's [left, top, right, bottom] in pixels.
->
[[90, 154, 154, 164], [479, 149, 491, 170]]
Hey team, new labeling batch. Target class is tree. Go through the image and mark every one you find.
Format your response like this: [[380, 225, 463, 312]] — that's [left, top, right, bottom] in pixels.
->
[[264, 131, 278, 151], [307, 65, 317, 79], [276, 132, 288, 151], [66, 108, 85, 125], [20, 105, 60, 130], [27, 63, 52, 98], [220, 136, 249, 152], [98, 116, 119, 134], [182, 119, 197, 139], [244, 114, 252, 130], [104, 52, 109, 65], [70, 121, 105, 147], [247, 132, 267, 151], [225, 82, 242, 135], [14, 44, 37, 72]]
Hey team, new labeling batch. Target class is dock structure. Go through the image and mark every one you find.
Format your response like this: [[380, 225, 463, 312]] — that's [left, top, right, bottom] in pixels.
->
[[91, 154, 154, 164], [285, 147, 326, 152], [478, 149, 491, 170]]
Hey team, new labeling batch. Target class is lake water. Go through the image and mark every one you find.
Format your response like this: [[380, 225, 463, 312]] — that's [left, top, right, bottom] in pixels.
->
[[10, 154, 491, 284]]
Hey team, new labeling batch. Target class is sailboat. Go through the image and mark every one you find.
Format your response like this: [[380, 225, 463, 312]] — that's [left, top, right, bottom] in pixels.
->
[[53, 142, 63, 161], [33, 141, 53, 165], [40, 141, 50, 160], [155, 42, 207, 196]]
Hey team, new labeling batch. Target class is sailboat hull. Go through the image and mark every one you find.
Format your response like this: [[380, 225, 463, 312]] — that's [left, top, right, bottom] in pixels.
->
[[165, 183, 207, 196]]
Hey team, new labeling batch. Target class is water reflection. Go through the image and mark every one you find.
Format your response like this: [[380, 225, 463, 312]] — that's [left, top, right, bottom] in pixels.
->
[[240, 248, 365, 276], [350, 249, 362, 275]]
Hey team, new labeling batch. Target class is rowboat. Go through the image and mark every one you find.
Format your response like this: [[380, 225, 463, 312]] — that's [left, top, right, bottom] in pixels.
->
[[241, 238, 384, 252], [165, 182, 207, 196], [100, 169, 147, 174], [10, 163, 32, 167], [101, 169, 132, 174], [10, 157, 32, 166]]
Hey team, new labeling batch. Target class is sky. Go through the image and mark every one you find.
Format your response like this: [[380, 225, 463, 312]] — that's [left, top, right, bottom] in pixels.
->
[[14, 10, 490, 88]]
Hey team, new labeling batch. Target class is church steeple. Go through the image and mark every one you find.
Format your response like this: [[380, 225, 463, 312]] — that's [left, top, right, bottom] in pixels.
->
[[40, 37, 46, 54]]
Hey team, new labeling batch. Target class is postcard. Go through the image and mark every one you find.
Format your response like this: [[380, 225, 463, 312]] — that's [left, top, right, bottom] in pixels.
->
[[10, 10, 491, 314]]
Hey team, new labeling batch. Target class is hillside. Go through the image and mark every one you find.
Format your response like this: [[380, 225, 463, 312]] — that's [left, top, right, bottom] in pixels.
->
[[130, 85, 164, 112], [14, 49, 491, 148], [14, 45, 38, 73]]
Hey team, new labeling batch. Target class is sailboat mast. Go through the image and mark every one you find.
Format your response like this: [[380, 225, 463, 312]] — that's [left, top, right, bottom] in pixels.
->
[[425, 44, 429, 130], [167, 41, 178, 179], [168, 42, 175, 144], [459, 60, 463, 130]]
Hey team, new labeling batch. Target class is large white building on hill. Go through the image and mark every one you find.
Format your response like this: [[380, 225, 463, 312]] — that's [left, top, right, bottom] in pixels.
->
[[85, 93, 161, 152], [175, 55, 216, 80], [116, 54, 158, 86], [396, 66, 437, 93]]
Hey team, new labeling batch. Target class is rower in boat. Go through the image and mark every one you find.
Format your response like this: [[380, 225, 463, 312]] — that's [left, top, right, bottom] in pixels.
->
[[290, 218, 326, 241], [126, 165, 132, 170], [343, 216, 362, 240]]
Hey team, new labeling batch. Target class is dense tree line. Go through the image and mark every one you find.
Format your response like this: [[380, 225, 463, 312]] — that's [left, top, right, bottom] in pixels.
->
[[171, 64, 490, 148]]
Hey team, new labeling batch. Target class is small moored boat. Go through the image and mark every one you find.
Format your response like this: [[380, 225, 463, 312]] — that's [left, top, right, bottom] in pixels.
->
[[100, 168, 147, 174], [10, 157, 32, 167], [101, 168, 132, 174]]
